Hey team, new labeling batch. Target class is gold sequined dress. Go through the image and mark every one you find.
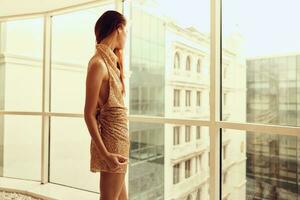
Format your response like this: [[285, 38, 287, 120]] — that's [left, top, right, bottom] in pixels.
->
[[90, 43, 129, 174]]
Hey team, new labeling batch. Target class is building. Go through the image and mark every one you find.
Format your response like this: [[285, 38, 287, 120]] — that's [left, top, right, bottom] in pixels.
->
[[246, 54, 300, 199]]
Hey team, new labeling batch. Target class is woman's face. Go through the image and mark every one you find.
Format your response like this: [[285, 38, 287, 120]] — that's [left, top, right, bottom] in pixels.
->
[[116, 24, 127, 49]]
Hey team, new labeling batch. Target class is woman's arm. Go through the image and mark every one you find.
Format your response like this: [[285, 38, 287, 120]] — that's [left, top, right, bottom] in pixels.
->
[[84, 58, 109, 158]]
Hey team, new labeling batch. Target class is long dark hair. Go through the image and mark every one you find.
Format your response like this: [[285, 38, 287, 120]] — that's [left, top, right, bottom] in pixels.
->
[[94, 10, 126, 96]]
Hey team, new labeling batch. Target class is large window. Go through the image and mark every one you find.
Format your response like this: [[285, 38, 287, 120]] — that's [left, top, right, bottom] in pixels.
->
[[0, 18, 43, 111], [222, 0, 300, 198], [2, 0, 299, 200]]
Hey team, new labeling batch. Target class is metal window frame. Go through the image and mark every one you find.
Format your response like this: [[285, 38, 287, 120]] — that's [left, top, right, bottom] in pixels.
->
[[0, 0, 299, 199]]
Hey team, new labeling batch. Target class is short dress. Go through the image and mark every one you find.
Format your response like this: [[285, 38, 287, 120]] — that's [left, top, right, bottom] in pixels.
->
[[90, 43, 130, 174]]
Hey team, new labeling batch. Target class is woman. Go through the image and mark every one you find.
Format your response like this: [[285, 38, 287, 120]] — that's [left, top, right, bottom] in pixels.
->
[[84, 10, 130, 200]]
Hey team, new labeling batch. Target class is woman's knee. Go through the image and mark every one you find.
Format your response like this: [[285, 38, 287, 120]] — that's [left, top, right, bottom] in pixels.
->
[[100, 172, 125, 200]]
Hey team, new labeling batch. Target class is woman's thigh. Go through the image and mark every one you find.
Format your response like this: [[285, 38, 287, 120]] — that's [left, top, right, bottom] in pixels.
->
[[100, 171, 126, 200]]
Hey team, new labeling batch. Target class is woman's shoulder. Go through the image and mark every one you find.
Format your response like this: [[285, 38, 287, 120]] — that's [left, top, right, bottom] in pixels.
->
[[87, 54, 108, 74]]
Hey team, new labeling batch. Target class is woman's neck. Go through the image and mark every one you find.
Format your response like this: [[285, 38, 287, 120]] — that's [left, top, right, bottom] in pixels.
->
[[99, 40, 115, 52]]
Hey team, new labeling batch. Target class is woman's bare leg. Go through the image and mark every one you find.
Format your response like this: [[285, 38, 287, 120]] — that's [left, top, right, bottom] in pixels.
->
[[99, 171, 125, 200], [118, 180, 127, 200]]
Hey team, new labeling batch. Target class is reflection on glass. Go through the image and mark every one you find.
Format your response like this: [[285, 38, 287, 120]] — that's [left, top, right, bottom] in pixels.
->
[[49, 117, 98, 191], [221, 129, 246, 199], [51, 4, 114, 113], [0, 18, 43, 111], [222, 128, 300, 199], [222, 0, 300, 127], [129, 122, 209, 200], [129, 122, 164, 199], [0, 115, 41, 181], [247, 131, 300, 199]]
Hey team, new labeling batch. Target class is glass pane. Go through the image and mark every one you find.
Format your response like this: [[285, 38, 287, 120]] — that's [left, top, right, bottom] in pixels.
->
[[49, 116, 98, 192], [128, 0, 210, 120], [129, 122, 209, 200], [221, 129, 246, 199], [0, 115, 41, 181], [51, 3, 115, 113], [127, 0, 211, 199], [222, 128, 300, 199], [0, 18, 43, 111], [222, 0, 300, 127]]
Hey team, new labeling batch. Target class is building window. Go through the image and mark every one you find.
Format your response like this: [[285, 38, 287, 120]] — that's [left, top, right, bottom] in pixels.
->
[[199, 154, 202, 170], [208, 152, 210, 167], [223, 93, 227, 106], [240, 141, 244, 153], [174, 52, 180, 69], [196, 188, 201, 200], [196, 91, 201, 106], [224, 66, 228, 79], [223, 171, 227, 184], [197, 59, 202, 73], [173, 163, 180, 184], [186, 56, 191, 71], [173, 89, 180, 107], [196, 126, 201, 139], [187, 194, 192, 200], [185, 159, 191, 178], [185, 125, 191, 142], [185, 90, 191, 107], [195, 156, 198, 173], [173, 126, 180, 145], [223, 145, 227, 160], [141, 87, 148, 112]]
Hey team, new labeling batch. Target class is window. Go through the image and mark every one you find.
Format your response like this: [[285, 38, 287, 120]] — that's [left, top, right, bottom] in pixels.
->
[[196, 126, 201, 139], [223, 145, 227, 160], [199, 154, 202, 170], [196, 188, 201, 200], [185, 125, 191, 142], [173, 163, 180, 184], [197, 59, 202, 73], [185, 159, 191, 178], [195, 156, 198, 173], [223, 66, 228, 79], [187, 194, 192, 200], [174, 52, 180, 69], [173, 89, 180, 107], [223, 171, 227, 185], [185, 90, 191, 107], [196, 91, 201, 106], [208, 152, 210, 167], [2, 18, 43, 112], [240, 141, 244, 153], [223, 93, 227, 106], [186, 56, 191, 71], [173, 126, 180, 145]]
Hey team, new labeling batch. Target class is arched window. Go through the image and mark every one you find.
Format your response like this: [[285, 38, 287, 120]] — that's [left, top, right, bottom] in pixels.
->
[[174, 52, 180, 69], [186, 56, 191, 71], [197, 59, 202, 73]]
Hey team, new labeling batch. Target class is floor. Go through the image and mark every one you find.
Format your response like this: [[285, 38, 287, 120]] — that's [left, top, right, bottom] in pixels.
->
[[0, 177, 99, 200]]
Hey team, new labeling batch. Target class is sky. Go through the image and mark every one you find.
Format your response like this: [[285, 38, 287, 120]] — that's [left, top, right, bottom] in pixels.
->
[[158, 0, 300, 57]]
